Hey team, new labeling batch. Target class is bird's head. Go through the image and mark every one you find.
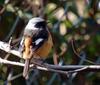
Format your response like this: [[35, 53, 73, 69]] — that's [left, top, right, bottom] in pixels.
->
[[24, 17, 46, 37]]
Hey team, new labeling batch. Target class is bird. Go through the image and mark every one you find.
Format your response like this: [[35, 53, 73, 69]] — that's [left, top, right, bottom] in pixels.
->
[[19, 17, 53, 79]]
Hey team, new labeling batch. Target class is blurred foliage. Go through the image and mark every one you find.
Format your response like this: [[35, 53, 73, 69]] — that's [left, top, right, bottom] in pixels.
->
[[0, 0, 100, 85]]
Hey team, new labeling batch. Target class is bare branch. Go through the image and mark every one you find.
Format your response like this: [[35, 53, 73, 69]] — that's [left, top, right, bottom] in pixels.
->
[[0, 57, 100, 73], [0, 57, 24, 66], [71, 39, 96, 64], [0, 40, 100, 76], [0, 41, 22, 58]]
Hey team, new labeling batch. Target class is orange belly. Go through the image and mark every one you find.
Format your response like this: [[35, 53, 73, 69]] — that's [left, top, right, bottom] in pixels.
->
[[34, 35, 53, 59]]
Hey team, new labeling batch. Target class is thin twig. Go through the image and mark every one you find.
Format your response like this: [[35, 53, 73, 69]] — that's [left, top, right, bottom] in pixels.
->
[[8, 73, 23, 81], [5, 16, 20, 41], [71, 39, 95, 64]]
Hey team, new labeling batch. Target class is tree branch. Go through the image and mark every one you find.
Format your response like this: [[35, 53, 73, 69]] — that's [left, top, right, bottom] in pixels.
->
[[0, 41, 22, 58], [0, 40, 100, 75]]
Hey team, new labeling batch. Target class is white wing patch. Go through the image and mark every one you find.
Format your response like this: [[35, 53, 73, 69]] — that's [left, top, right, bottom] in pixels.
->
[[35, 38, 43, 45]]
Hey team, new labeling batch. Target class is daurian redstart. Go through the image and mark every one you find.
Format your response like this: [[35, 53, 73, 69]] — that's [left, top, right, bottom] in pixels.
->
[[19, 17, 53, 79]]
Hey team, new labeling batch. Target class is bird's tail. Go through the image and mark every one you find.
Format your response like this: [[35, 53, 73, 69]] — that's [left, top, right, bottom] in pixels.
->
[[23, 59, 30, 79]]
